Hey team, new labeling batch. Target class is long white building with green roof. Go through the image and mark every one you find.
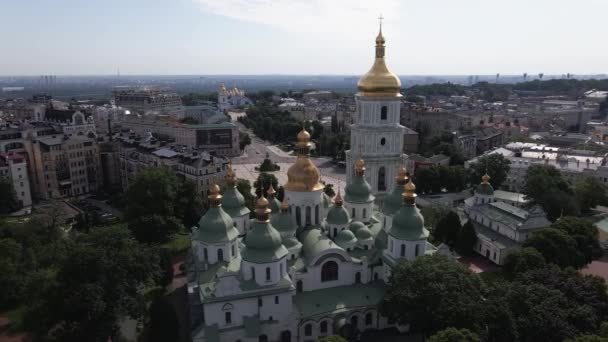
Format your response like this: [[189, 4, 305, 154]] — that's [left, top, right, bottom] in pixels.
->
[[187, 25, 435, 342]]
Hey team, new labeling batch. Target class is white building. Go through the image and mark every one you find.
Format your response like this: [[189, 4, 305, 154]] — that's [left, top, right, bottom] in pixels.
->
[[218, 84, 253, 112], [345, 28, 407, 194], [0, 151, 32, 208], [464, 175, 550, 265], [188, 27, 434, 342]]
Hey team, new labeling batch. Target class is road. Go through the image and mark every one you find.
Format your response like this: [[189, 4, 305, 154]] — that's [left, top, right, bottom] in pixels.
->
[[231, 122, 347, 191]]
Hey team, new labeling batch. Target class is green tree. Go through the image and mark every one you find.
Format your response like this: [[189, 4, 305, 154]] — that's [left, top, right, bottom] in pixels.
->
[[257, 157, 280, 172], [125, 168, 182, 243], [551, 216, 602, 264], [575, 177, 608, 214], [455, 221, 477, 256], [428, 327, 481, 342], [0, 178, 20, 214], [148, 297, 179, 342], [24, 225, 160, 341], [175, 179, 203, 228], [239, 131, 252, 150], [0, 238, 24, 308], [416, 166, 442, 194], [524, 228, 585, 268], [433, 211, 462, 246], [523, 164, 578, 221], [323, 183, 335, 198], [381, 255, 486, 335], [503, 247, 546, 278], [566, 335, 608, 342], [254, 173, 279, 197], [236, 179, 255, 212], [467, 154, 511, 189]]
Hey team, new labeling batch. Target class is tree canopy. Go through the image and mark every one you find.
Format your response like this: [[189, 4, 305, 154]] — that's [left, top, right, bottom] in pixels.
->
[[428, 327, 481, 342], [575, 177, 608, 214], [467, 154, 510, 189], [523, 164, 578, 221], [0, 177, 21, 214]]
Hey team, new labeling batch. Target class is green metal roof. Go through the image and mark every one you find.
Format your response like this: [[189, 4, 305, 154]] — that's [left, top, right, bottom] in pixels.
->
[[344, 174, 375, 204], [389, 205, 429, 241], [349, 221, 365, 233], [242, 221, 288, 263], [383, 185, 404, 215], [196, 207, 239, 243], [271, 211, 296, 235], [356, 226, 373, 240], [293, 283, 385, 319], [326, 205, 350, 225], [300, 228, 339, 261], [335, 229, 357, 246], [476, 183, 494, 195], [222, 187, 250, 217], [374, 229, 388, 250], [283, 236, 302, 249], [268, 197, 281, 214]]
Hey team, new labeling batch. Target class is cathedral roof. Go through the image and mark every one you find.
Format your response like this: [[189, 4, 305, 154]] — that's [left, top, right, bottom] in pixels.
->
[[344, 159, 374, 203], [389, 179, 429, 241], [356, 226, 373, 240], [196, 185, 239, 243], [335, 229, 357, 247], [242, 195, 288, 263], [383, 167, 409, 215], [349, 221, 366, 233], [476, 174, 494, 195], [327, 205, 350, 225]]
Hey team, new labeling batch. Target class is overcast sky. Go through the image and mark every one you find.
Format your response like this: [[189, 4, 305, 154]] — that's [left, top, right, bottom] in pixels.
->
[[1, 0, 606, 76]]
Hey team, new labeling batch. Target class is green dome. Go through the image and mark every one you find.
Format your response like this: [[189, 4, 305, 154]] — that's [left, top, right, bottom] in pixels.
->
[[349, 221, 365, 233], [242, 221, 288, 263], [268, 197, 281, 214], [390, 205, 429, 241], [222, 187, 251, 217], [374, 229, 388, 250], [335, 229, 357, 246], [326, 205, 350, 225], [283, 236, 302, 249], [383, 186, 404, 215], [197, 207, 239, 243], [476, 183, 494, 195], [344, 174, 375, 204], [356, 226, 373, 240], [271, 211, 297, 235]]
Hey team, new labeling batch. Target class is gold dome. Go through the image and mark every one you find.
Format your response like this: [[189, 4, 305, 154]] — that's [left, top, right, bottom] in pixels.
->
[[256, 196, 269, 208], [482, 174, 491, 184], [208, 183, 222, 206], [297, 128, 311, 142], [284, 157, 324, 192], [403, 179, 417, 199], [226, 163, 236, 186], [396, 166, 408, 184], [357, 24, 401, 97], [355, 158, 366, 171], [267, 184, 277, 196], [284, 129, 324, 192]]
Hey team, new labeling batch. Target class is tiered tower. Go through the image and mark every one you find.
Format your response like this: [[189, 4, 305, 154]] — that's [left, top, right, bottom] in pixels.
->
[[345, 21, 407, 194]]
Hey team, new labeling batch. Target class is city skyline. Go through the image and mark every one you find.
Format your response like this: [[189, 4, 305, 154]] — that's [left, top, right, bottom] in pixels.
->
[[1, 0, 607, 76]]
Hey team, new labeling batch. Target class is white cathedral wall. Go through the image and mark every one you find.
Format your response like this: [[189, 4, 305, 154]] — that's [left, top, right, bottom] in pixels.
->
[[241, 258, 288, 287], [296, 254, 369, 292], [343, 201, 374, 223], [284, 189, 325, 227], [326, 223, 348, 238], [194, 240, 239, 265], [232, 214, 249, 235], [387, 235, 427, 261]]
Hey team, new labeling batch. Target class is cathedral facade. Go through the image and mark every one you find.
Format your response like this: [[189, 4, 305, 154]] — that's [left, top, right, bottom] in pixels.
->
[[188, 27, 432, 342]]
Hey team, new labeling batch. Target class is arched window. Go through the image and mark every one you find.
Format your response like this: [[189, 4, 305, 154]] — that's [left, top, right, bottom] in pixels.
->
[[365, 312, 373, 326], [321, 261, 339, 282], [217, 249, 224, 261], [266, 267, 271, 281], [305, 206, 311, 226], [378, 166, 386, 191], [304, 324, 312, 336], [333, 228, 337, 237], [231, 244, 235, 257], [400, 244, 405, 257], [203, 248, 208, 260], [380, 137, 386, 146], [320, 320, 328, 333], [251, 267, 256, 280], [355, 272, 361, 284], [350, 315, 359, 328], [315, 204, 319, 225], [352, 208, 355, 218], [380, 106, 387, 120], [297, 280, 303, 292], [362, 208, 367, 219], [415, 244, 420, 257], [296, 207, 301, 226]]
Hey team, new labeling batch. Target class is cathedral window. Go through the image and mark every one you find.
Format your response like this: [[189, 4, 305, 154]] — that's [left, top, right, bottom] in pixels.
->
[[251, 267, 256, 280], [320, 321, 328, 333], [378, 167, 386, 191], [315, 205, 319, 225], [333, 228, 337, 237], [415, 244, 420, 257], [400, 244, 405, 257], [258, 298, 263, 307], [225, 312, 232, 324], [296, 207, 301, 226], [321, 261, 339, 282], [355, 272, 361, 283], [365, 312, 373, 326], [203, 248, 208, 261], [350, 316, 359, 328], [275, 296, 279, 304], [380, 137, 386, 146], [305, 206, 312, 226], [363, 208, 367, 219], [380, 106, 388, 120], [231, 245, 235, 257], [266, 267, 271, 281], [217, 249, 224, 261], [304, 324, 312, 336], [297, 280, 303, 292], [352, 208, 356, 218]]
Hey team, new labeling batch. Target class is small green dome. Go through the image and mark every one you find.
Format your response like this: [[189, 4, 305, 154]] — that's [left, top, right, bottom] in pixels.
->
[[349, 221, 365, 233], [326, 205, 350, 225], [335, 229, 357, 246], [356, 226, 373, 240], [197, 207, 239, 243], [242, 221, 288, 263], [344, 174, 375, 204], [383, 186, 404, 215], [390, 205, 429, 241], [476, 183, 494, 195], [222, 187, 251, 217], [283, 236, 302, 249]]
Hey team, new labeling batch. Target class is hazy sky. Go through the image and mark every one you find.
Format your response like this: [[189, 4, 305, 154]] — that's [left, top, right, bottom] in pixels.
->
[[1, 0, 606, 75]]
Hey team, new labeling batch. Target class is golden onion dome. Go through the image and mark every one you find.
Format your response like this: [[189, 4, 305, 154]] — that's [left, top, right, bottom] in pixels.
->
[[355, 158, 366, 171], [284, 129, 324, 192], [482, 174, 491, 184], [357, 24, 401, 97], [396, 166, 407, 182], [297, 128, 311, 142], [403, 179, 417, 199]]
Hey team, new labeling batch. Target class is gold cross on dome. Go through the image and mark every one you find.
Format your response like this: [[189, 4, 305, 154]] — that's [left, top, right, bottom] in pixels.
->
[[378, 15, 384, 29]]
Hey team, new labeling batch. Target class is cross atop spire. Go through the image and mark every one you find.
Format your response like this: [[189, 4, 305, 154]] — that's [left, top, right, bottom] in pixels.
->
[[378, 14, 384, 31]]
